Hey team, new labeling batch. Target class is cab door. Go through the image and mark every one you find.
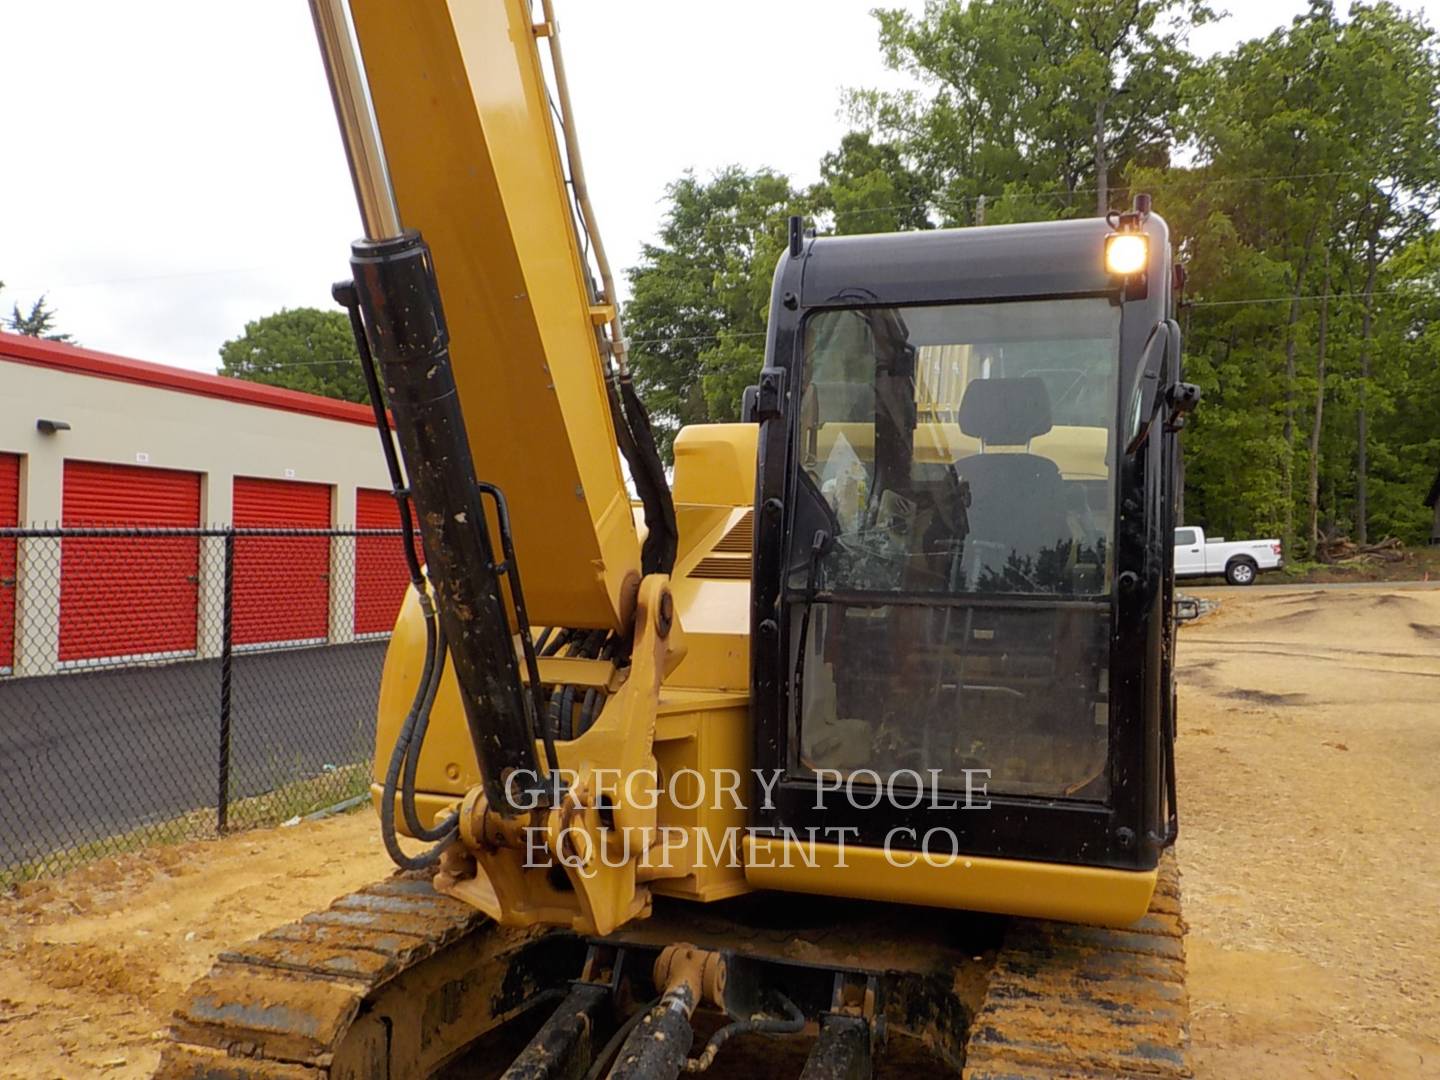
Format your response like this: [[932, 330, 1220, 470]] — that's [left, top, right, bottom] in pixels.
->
[[1173, 528, 1203, 574]]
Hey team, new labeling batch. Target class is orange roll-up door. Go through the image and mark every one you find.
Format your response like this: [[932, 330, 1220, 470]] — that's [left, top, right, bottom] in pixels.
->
[[59, 460, 201, 663], [232, 477, 331, 647], [353, 487, 420, 636]]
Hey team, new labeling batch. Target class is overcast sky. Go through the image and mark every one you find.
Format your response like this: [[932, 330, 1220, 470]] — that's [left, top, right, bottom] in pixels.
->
[[2, 0, 1436, 372]]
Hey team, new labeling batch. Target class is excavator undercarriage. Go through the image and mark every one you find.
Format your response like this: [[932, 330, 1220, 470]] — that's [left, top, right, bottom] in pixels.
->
[[159, 854, 1187, 1079]]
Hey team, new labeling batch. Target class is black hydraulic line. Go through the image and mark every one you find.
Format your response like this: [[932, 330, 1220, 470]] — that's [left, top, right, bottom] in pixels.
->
[[798, 1015, 873, 1080], [607, 371, 677, 576], [502, 982, 611, 1080], [558, 684, 578, 741], [348, 231, 551, 815], [578, 687, 600, 736], [544, 690, 563, 743], [682, 993, 805, 1073], [475, 480, 560, 777], [400, 625, 454, 842], [542, 628, 573, 657], [582, 996, 662, 1080], [377, 611, 455, 870], [606, 985, 697, 1080]]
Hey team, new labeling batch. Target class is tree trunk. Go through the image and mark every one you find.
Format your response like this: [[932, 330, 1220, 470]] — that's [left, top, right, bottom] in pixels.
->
[[1281, 233, 1316, 554], [1307, 250, 1332, 558], [1355, 234, 1380, 545]]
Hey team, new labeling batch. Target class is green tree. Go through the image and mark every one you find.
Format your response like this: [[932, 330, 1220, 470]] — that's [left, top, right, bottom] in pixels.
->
[[1363, 231, 1440, 543], [855, 0, 1213, 222], [624, 167, 809, 459], [0, 281, 73, 342], [810, 131, 934, 235], [1161, 0, 1440, 550], [218, 308, 367, 403]]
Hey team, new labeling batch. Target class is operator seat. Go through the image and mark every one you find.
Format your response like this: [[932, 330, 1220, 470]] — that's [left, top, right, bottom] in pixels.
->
[[953, 377, 1071, 591]]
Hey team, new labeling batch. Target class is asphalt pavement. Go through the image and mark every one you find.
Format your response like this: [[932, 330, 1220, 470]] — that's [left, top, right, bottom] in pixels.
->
[[0, 641, 387, 870]]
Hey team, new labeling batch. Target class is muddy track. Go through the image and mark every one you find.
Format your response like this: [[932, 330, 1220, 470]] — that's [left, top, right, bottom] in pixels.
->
[[965, 853, 1189, 1079], [155, 852, 1189, 1079]]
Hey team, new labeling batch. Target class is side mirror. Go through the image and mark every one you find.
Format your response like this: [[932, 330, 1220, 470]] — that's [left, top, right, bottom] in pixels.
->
[[1164, 382, 1202, 432], [1174, 596, 1201, 623], [1125, 323, 1170, 455]]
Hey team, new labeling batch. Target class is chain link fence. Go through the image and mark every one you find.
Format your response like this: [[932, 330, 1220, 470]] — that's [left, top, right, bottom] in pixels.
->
[[0, 526, 416, 884]]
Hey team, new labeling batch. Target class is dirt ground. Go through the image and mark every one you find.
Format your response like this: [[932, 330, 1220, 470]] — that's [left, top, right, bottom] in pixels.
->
[[0, 582, 1436, 1078], [0, 812, 393, 1079], [1187, 543, 1440, 587], [1178, 583, 1440, 1078]]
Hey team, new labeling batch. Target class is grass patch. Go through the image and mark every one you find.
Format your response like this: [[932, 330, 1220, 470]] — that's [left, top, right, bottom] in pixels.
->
[[1, 762, 373, 890], [227, 761, 372, 829]]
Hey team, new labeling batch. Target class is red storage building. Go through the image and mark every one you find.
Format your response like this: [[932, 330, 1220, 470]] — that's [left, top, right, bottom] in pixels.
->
[[59, 461, 202, 664], [232, 476, 333, 648], [1, 332, 404, 677]]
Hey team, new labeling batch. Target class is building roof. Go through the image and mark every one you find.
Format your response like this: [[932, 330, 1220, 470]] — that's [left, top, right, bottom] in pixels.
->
[[0, 331, 377, 427]]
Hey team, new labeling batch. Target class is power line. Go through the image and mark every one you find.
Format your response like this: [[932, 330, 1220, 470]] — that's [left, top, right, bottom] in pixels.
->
[[7, 170, 1385, 293], [1189, 285, 1434, 308], [237, 282, 1437, 370]]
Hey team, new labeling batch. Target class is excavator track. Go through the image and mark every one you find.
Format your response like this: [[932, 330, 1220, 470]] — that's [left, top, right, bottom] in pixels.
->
[[160, 854, 1187, 1079], [155, 876, 581, 1079], [963, 852, 1190, 1080]]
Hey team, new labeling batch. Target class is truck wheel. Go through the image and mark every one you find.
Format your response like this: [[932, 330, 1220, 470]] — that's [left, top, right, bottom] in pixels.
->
[[1225, 557, 1257, 586]]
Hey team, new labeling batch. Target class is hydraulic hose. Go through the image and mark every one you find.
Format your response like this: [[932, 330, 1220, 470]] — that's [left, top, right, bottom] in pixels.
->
[[378, 608, 456, 870], [400, 624, 454, 842], [682, 994, 805, 1073], [336, 280, 462, 869], [582, 997, 662, 1080]]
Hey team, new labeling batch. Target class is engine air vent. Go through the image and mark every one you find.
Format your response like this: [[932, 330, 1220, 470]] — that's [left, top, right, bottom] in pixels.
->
[[690, 556, 751, 579], [713, 510, 753, 552], [689, 511, 754, 580]]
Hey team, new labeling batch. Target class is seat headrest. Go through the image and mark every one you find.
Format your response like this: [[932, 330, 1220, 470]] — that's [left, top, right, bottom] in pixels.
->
[[958, 377, 1053, 445]]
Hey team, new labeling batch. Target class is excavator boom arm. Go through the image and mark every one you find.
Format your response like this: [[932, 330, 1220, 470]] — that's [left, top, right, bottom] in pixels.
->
[[318, 0, 644, 633]]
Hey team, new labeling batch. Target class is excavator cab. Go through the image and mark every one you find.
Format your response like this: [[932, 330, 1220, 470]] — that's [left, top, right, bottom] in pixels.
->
[[750, 209, 1186, 895]]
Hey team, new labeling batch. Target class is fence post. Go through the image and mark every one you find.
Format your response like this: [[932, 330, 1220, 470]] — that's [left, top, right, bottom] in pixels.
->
[[217, 529, 236, 834]]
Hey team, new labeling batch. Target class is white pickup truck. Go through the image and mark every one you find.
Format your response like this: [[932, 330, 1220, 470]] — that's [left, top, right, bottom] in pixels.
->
[[1174, 527, 1283, 586]]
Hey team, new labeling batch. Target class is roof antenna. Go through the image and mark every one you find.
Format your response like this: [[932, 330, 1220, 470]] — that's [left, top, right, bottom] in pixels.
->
[[788, 214, 804, 259]]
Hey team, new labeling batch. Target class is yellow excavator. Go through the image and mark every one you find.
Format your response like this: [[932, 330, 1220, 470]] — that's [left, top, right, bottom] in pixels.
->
[[160, 2, 1199, 1076]]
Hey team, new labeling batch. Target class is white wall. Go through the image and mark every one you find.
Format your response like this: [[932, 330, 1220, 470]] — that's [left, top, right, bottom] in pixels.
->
[[1, 357, 395, 674]]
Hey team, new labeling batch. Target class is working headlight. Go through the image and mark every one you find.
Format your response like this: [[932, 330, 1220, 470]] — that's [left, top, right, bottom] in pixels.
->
[[1105, 233, 1148, 276]]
